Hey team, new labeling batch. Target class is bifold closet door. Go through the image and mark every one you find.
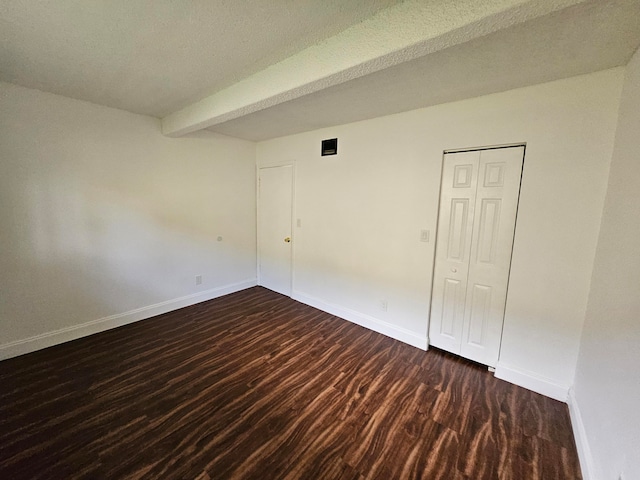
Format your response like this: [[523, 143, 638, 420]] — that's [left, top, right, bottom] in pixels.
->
[[429, 151, 480, 355], [429, 146, 524, 367]]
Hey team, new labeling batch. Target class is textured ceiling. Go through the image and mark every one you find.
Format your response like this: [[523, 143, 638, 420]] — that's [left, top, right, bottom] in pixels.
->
[[0, 0, 400, 117], [1, 0, 639, 141], [208, 0, 640, 140], [163, 0, 592, 136]]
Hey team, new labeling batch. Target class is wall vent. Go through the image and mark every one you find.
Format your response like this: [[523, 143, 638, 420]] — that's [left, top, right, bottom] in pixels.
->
[[321, 138, 338, 156]]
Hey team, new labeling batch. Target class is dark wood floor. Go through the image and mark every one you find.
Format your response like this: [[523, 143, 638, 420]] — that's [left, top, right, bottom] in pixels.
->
[[0, 287, 581, 479]]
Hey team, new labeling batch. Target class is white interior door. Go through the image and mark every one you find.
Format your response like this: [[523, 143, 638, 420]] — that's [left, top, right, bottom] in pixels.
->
[[258, 165, 293, 296], [460, 147, 524, 366], [429, 151, 479, 354], [429, 146, 524, 367]]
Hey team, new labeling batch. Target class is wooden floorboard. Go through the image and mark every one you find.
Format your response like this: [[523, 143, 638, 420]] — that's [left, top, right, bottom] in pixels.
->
[[0, 287, 582, 479]]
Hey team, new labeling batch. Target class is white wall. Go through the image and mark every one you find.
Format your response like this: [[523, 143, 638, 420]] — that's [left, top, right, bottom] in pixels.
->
[[257, 68, 623, 400], [572, 48, 640, 480], [0, 82, 257, 358]]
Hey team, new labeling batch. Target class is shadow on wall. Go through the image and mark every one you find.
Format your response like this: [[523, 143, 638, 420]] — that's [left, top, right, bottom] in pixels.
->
[[1, 166, 252, 344]]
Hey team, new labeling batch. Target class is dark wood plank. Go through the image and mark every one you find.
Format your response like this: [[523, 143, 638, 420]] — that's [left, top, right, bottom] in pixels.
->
[[0, 287, 582, 479]]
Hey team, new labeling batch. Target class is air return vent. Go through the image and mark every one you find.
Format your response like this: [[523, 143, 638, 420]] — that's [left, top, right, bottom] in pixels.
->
[[321, 138, 337, 156]]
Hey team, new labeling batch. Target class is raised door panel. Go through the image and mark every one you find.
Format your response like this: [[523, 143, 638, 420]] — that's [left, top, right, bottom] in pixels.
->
[[447, 199, 470, 261], [466, 283, 492, 346], [440, 278, 462, 337], [476, 198, 501, 265]]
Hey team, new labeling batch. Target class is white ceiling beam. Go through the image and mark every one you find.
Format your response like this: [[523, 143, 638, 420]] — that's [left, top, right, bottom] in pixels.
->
[[161, 0, 585, 137]]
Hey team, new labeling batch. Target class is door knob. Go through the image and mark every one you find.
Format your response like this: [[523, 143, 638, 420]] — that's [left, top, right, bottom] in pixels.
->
[[451, 268, 457, 273], [284, 237, 291, 243]]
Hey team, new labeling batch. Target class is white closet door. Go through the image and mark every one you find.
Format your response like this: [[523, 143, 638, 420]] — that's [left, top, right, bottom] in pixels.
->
[[429, 151, 480, 353], [460, 147, 524, 366], [429, 146, 524, 367]]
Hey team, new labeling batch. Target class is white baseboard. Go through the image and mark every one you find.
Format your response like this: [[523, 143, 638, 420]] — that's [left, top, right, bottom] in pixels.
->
[[494, 362, 569, 402], [567, 388, 596, 480], [291, 290, 428, 350], [0, 278, 257, 361]]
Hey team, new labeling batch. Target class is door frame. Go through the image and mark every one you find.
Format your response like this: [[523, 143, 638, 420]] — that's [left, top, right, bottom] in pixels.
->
[[256, 161, 296, 296], [427, 142, 526, 360]]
